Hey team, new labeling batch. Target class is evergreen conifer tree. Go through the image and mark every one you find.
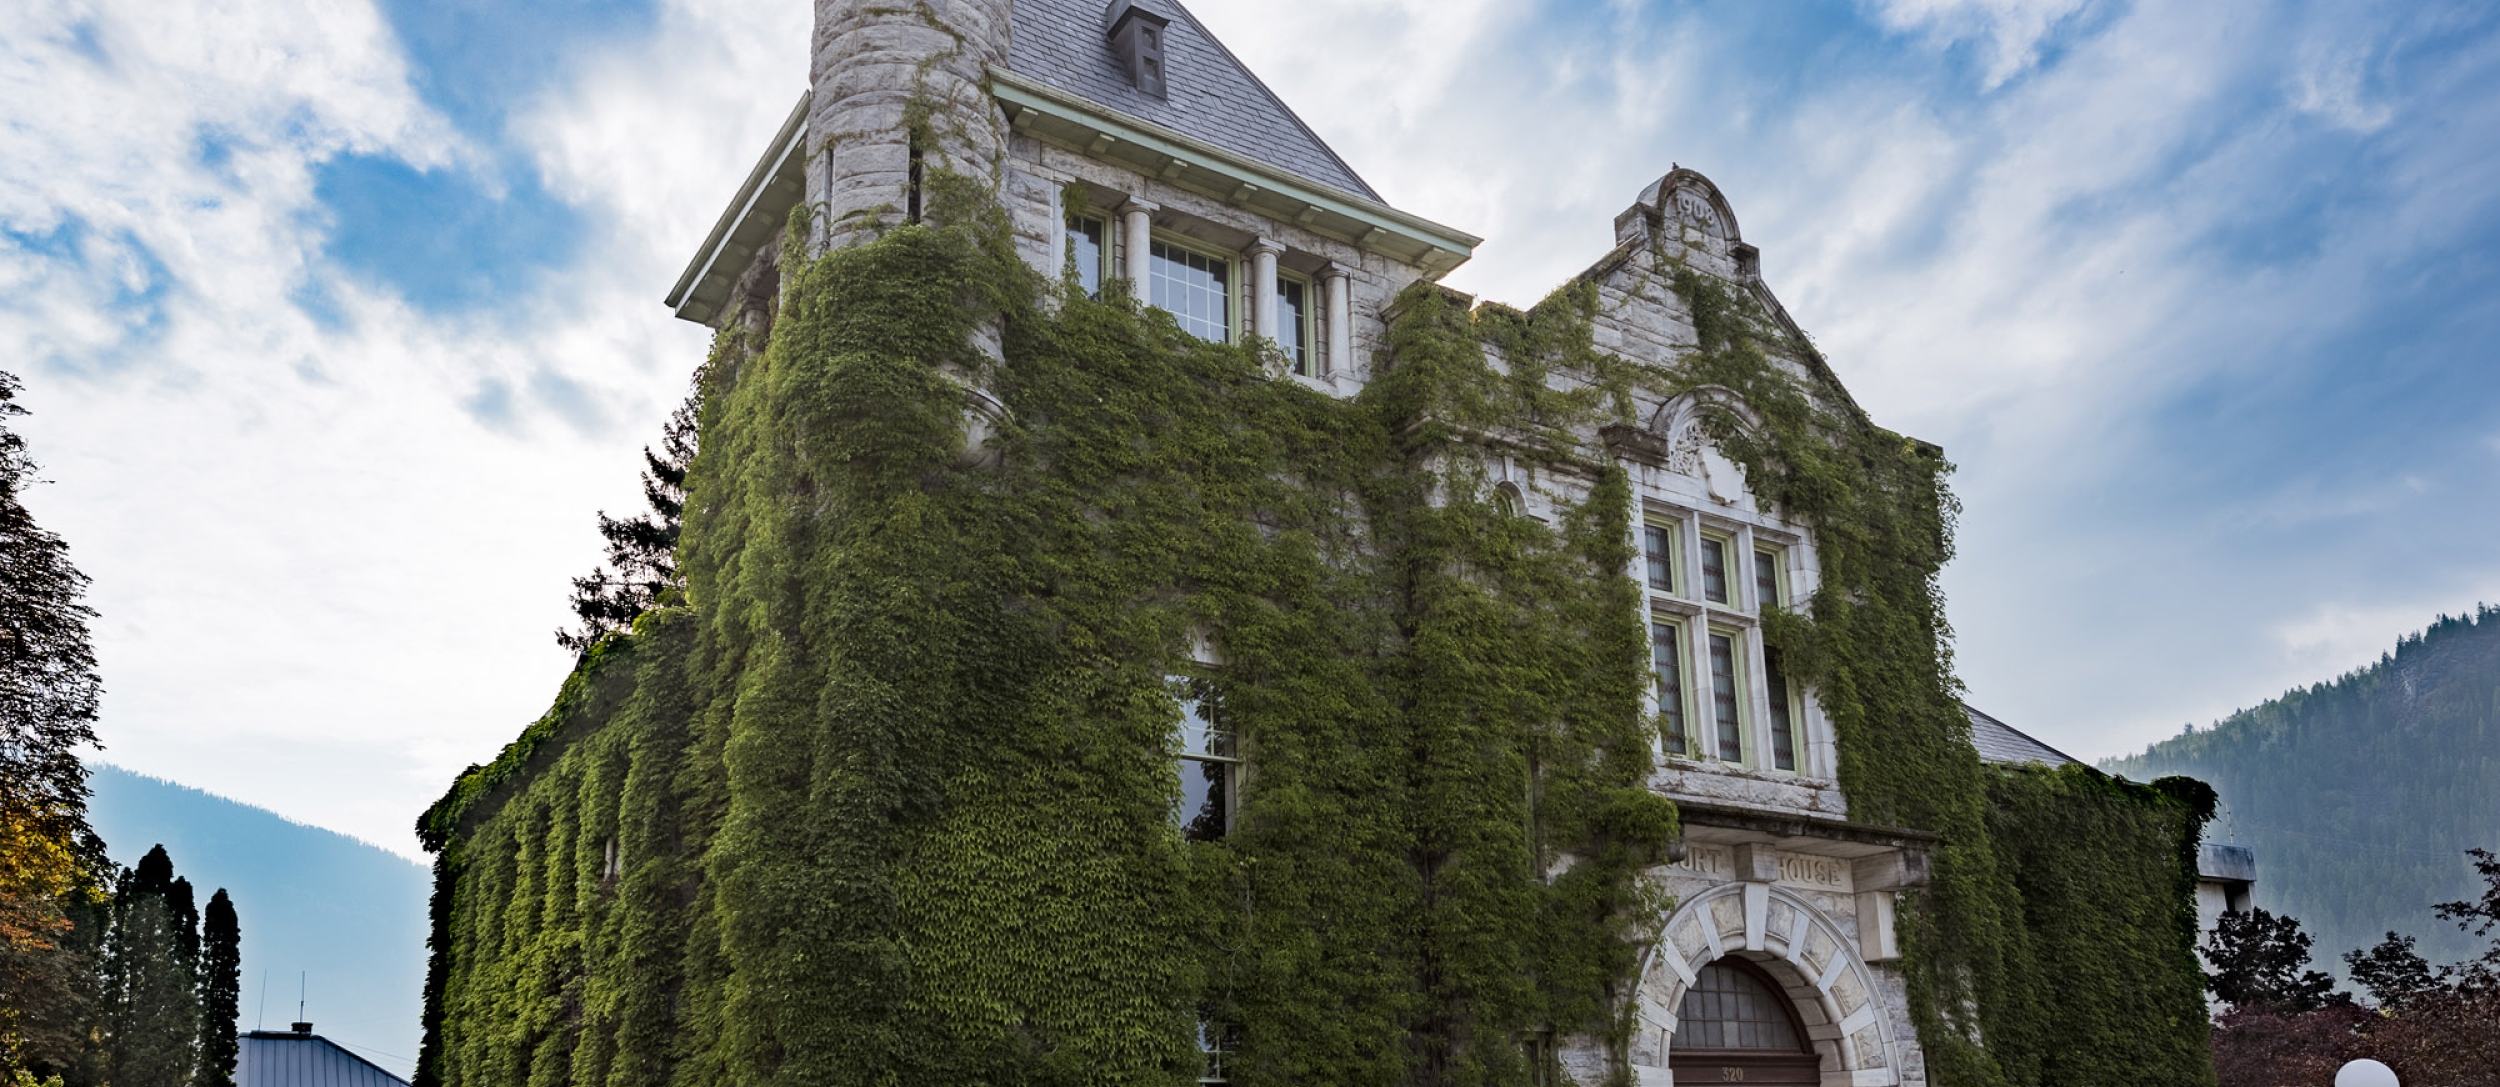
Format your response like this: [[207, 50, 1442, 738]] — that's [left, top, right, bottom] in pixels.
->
[[556, 390, 699, 653], [165, 877, 197, 974], [96, 847, 204, 1087], [192, 890, 239, 1087], [104, 893, 197, 1086]]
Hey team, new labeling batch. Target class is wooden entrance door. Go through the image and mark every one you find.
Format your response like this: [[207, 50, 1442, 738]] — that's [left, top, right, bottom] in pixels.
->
[[1666, 958, 1824, 1085]]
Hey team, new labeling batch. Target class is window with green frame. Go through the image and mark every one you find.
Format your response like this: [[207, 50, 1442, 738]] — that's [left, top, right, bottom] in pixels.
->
[[1765, 647, 1799, 772], [1699, 533, 1732, 605], [1652, 619, 1690, 756], [1278, 274, 1312, 375], [1149, 238, 1234, 343], [1642, 522, 1678, 595], [1066, 213, 1108, 299], [1753, 545, 1785, 612], [1706, 629, 1745, 762]]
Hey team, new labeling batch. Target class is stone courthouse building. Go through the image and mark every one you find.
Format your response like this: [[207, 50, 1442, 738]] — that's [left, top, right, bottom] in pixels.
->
[[420, 3, 2242, 1087]]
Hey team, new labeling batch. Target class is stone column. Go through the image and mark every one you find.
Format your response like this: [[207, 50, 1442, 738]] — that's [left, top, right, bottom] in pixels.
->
[[1248, 238, 1283, 343], [1321, 264, 1352, 379], [1121, 198, 1158, 297], [808, 0, 1013, 252]]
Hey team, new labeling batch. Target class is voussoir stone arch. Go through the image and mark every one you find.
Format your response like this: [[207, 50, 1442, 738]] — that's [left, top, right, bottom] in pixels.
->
[[1628, 881, 1905, 1086]]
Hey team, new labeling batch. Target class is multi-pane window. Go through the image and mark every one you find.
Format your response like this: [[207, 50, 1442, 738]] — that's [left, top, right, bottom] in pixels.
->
[[1642, 525, 1676, 594], [1174, 677, 1239, 841], [1766, 648, 1797, 772], [1700, 536, 1731, 604], [1652, 621, 1689, 756], [1067, 214, 1107, 299], [1754, 548, 1783, 611], [1708, 632, 1744, 762], [1641, 513, 1811, 773], [1198, 1018, 1235, 1084], [1279, 277, 1311, 375], [1150, 240, 1232, 343], [1676, 961, 1805, 1051]]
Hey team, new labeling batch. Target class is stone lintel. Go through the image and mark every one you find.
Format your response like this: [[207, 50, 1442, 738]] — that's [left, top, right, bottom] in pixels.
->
[[1674, 802, 1938, 854], [1851, 851, 1930, 892]]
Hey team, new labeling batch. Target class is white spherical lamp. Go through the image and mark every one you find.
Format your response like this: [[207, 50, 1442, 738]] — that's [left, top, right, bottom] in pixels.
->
[[2335, 1059, 2399, 1087]]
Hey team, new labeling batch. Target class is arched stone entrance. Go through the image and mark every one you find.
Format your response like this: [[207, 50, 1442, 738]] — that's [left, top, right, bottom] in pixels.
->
[[1627, 883, 1906, 1085]]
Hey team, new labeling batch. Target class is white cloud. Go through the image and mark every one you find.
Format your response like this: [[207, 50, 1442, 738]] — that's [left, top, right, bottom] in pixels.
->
[[2292, 39, 2395, 132], [3, 0, 806, 857], [13, 0, 2500, 852], [1859, 0, 2099, 88]]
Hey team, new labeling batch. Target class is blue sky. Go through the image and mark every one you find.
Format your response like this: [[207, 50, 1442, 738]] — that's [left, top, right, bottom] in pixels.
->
[[4, 0, 2499, 857]]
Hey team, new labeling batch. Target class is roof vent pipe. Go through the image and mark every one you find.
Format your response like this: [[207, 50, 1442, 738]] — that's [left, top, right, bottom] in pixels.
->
[[1104, 0, 1171, 100]]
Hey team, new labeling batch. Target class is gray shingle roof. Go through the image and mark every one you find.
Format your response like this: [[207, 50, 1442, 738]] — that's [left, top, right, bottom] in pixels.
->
[[237, 1032, 410, 1087], [1965, 704, 2082, 768], [1008, 0, 1380, 202]]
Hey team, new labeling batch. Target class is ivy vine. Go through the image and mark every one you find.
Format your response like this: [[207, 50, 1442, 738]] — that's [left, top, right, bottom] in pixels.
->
[[416, 174, 2213, 1087]]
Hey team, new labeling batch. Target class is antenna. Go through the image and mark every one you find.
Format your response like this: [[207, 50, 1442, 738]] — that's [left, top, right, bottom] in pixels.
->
[[256, 969, 268, 1030], [299, 972, 307, 1023]]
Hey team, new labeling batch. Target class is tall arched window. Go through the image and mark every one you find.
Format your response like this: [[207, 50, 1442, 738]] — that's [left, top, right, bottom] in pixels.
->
[[1670, 958, 1820, 1085]]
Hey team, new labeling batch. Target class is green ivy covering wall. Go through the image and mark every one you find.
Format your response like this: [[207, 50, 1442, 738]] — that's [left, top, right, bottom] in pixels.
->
[[1655, 266, 2218, 1087], [417, 176, 2214, 1087]]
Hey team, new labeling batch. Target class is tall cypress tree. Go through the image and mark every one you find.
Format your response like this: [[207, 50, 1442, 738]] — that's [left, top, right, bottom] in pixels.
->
[[98, 847, 203, 1086], [129, 846, 172, 898], [105, 892, 197, 1086], [167, 876, 199, 973], [193, 890, 239, 1087]]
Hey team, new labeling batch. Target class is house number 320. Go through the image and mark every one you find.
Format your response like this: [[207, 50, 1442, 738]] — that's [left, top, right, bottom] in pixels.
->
[[1718, 1069, 1745, 1083]]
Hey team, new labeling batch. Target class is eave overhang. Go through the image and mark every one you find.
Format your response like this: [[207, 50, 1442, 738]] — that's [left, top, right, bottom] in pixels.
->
[[665, 92, 811, 326], [989, 66, 1479, 279]]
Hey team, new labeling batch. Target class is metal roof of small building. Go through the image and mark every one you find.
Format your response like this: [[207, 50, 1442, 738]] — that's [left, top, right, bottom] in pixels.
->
[[237, 1031, 409, 1087], [1964, 704, 2083, 768], [1007, 0, 1381, 202]]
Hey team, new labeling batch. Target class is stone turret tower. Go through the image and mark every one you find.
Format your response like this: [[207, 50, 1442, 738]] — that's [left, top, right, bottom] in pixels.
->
[[808, 0, 1014, 251]]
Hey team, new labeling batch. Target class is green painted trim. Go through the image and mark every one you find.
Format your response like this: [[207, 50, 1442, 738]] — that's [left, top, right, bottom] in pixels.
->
[[1146, 229, 1244, 344], [666, 91, 811, 322], [1276, 269, 1317, 374], [991, 68, 1480, 264]]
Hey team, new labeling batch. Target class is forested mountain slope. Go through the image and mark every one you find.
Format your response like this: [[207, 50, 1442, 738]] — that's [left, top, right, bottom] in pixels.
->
[[2103, 607, 2500, 974], [86, 765, 428, 1078]]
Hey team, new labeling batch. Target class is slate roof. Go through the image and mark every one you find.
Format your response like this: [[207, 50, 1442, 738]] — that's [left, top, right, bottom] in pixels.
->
[[237, 1031, 410, 1087], [1008, 0, 1381, 202], [1965, 704, 2082, 768]]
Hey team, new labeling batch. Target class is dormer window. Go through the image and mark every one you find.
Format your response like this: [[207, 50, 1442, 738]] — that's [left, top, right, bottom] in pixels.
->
[[1105, 1, 1171, 100]]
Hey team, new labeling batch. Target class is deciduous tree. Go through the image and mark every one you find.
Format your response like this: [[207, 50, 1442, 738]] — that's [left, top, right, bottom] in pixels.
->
[[2204, 907, 2343, 1012]]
